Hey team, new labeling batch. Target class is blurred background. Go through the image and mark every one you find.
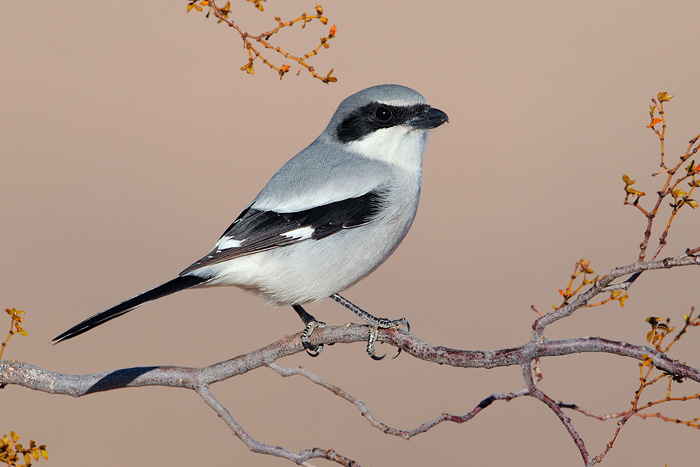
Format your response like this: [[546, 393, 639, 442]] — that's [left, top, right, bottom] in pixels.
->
[[2, 1, 700, 465]]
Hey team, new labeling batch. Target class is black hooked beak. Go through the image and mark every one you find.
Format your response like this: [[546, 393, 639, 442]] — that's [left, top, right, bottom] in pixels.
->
[[410, 106, 449, 130]]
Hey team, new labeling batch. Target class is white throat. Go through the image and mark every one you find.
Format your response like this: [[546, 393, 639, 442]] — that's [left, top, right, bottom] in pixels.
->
[[345, 126, 427, 173]]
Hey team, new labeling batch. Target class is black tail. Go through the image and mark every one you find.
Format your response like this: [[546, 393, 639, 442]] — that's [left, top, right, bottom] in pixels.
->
[[51, 275, 206, 344]]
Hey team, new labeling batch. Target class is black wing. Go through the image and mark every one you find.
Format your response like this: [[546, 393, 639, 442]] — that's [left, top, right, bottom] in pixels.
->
[[180, 190, 384, 275]]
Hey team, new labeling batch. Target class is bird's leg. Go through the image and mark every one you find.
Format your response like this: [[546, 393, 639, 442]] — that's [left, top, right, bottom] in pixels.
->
[[292, 304, 326, 357], [329, 293, 410, 360]]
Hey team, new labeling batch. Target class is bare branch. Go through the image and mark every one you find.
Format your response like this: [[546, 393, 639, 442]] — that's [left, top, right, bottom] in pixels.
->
[[522, 362, 592, 465], [532, 255, 700, 340], [2, 244, 699, 466], [268, 362, 529, 440], [195, 384, 358, 466]]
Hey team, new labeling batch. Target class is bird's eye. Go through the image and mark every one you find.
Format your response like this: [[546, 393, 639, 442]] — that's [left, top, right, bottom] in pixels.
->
[[375, 106, 393, 122]]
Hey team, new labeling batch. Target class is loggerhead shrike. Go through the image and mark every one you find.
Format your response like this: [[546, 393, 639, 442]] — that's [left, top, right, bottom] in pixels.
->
[[52, 84, 448, 359]]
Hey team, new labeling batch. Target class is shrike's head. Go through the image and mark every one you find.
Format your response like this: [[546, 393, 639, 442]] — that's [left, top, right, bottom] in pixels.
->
[[323, 85, 449, 170]]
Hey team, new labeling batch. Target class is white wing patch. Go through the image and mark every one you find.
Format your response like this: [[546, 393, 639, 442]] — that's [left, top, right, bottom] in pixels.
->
[[216, 236, 244, 250], [281, 226, 315, 240]]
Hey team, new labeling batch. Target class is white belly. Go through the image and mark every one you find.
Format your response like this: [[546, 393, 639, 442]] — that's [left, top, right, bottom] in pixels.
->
[[198, 185, 420, 305]]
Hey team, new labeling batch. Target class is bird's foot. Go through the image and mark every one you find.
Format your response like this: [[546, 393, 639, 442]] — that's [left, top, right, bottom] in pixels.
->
[[330, 293, 410, 360], [293, 304, 329, 357], [300, 320, 326, 357]]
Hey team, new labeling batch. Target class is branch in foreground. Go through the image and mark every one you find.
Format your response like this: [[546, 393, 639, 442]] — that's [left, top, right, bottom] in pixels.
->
[[2, 326, 700, 465], [2, 255, 700, 466], [3, 322, 700, 395]]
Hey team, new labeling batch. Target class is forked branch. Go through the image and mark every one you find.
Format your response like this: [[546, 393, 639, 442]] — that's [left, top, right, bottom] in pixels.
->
[[2, 251, 700, 466], [187, 0, 338, 82]]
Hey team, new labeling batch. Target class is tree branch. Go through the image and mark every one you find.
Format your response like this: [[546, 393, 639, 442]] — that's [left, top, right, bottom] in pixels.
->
[[532, 254, 700, 340], [2, 255, 700, 466], [268, 362, 530, 440], [195, 384, 357, 466]]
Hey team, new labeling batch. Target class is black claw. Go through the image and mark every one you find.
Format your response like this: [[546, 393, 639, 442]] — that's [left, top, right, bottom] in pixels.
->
[[299, 319, 327, 357], [328, 294, 411, 359], [392, 347, 402, 359], [305, 344, 323, 357]]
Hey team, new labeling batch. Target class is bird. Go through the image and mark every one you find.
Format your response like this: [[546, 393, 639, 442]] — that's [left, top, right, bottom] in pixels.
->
[[52, 84, 448, 359]]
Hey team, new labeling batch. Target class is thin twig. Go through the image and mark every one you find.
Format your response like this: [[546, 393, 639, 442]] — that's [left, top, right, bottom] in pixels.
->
[[196, 384, 358, 466], [532, 255, 700, 340], [521, 362, 591, 465], [268, 363, 529, 440]]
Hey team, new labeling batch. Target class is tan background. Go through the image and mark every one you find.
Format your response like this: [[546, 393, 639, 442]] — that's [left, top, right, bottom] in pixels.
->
[[3, 1, 700, 466]]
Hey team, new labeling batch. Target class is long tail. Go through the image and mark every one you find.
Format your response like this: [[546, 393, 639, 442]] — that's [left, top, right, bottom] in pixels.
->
[[51, 275, 207, 344]]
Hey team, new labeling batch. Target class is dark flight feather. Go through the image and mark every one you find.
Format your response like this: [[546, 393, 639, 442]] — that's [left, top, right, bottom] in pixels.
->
[[51, 275, 206, 344], [180, 190, 384, 274]]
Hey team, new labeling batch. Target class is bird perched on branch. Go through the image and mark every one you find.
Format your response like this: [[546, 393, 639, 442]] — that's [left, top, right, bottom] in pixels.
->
[[53, 84, 448, 359]]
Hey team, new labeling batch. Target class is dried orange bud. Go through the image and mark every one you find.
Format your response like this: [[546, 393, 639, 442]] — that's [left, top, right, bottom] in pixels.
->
[[646, 118, 662, 128]]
